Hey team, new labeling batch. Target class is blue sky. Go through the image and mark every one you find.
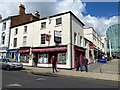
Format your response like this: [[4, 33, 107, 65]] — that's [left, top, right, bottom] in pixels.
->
[[83, 2, 118, 18], [0, 1, 119, 36]]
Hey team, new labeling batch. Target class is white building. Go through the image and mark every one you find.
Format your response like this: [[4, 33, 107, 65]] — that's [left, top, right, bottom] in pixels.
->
[[0, 17, 11, 59], [9, 11, 85, 69], [84, 27, 104, 63]]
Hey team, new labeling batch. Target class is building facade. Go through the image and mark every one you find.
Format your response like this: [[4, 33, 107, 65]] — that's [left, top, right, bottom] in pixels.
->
[[9, 11, 85, 69], [106, 24, 120, 58], [0, 4, 39, 59], [84, 27, 104, 63]]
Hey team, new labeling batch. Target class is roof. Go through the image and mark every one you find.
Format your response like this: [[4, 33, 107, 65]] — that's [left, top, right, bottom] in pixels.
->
[[10, 11, 85, 28], [0, 16, 11, 23]]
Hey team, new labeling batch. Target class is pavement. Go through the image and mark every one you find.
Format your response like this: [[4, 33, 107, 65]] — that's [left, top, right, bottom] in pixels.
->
[[22, 59, 120, 82]]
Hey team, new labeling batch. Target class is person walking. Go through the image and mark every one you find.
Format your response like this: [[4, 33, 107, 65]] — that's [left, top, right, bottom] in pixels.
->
[[76, 57, 83, 72], [84, 56, 88, 72], [51, 55, 57, 73], [33, 56, 38, 67]]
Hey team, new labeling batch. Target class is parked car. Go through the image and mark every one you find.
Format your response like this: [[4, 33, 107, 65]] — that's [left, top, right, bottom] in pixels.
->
[[0, 59, 23, 70]]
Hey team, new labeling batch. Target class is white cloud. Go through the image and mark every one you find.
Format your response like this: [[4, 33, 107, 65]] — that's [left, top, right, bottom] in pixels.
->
[[0, 0, 118, 36], [56, 0, 118, 36]]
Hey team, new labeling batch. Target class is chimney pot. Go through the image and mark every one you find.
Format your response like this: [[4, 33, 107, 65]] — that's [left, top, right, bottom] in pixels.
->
[[35, 11, 40, 19], [19, 4, 25, 15]]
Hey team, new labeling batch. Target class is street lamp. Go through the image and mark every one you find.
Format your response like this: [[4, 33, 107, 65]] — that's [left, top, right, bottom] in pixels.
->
[[108, 38, 112, 57]]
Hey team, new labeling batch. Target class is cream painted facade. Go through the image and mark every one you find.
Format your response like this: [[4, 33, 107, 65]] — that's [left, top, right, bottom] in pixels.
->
[[9, 11, 85, 69], [0, 17, 11, 59], [84, 27, 104, 62]]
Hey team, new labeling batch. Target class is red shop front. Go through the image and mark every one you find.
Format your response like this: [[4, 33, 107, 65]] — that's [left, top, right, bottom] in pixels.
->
[[18, 48, 30, 63], [31, 46, 67, 65], [74, 45, 86, 69]]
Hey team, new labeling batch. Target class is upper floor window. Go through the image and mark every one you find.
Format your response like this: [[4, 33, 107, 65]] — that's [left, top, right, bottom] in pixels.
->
[[80, 36, 82, 46], [2, 22, 6, 30], [56, 17, 62, 25], [1, 32, 5, 44], [74, 32, 77, 44], [24, 26, 27, 33], [23, 36, 27, 46], [41, 22, 46, 29], [41, 34, 45, 44], [13, 38, 17, 47], [15, 28, 18, 35]]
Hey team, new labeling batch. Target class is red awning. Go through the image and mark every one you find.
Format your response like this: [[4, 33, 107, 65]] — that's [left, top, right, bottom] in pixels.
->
[[75, 48, 85, 52], [19, 49, 30, 53], [32, 47, 67, 53]]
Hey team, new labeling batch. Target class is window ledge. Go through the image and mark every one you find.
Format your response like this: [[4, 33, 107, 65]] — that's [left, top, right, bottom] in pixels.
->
[[55, 24, 62, 27]]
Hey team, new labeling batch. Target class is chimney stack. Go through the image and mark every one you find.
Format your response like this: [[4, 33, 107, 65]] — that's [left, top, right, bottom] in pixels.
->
[[19, 4, 25, 15], [35, 11, 40, 19]]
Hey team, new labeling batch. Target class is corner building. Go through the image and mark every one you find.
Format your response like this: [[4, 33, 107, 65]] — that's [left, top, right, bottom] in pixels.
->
[[9, 11, 85, 69]]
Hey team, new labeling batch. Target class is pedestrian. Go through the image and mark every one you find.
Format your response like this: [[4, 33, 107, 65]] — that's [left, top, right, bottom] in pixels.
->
[[51, 55, 57, 73], [76, 57, 83, 72], [33, 56, 38, 67], [84, 56, 88, 72]]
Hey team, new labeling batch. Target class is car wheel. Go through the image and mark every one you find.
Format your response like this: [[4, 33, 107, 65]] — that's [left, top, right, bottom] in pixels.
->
[[6, 65, 10, 71]]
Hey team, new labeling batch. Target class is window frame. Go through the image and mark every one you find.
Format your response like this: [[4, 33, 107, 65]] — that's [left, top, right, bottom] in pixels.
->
[[56, 17, 62, 25], [41, 22, 46, 29], [13, 38, 17, 47], [2, 22, 6, 30], [24, 26, 27, 33], [23, 36, 27, 46], [41, 34, 46, 44]]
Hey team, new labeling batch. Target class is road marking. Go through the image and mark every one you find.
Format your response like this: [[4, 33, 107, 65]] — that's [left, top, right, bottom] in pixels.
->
[[36, 78, 46, 80], [6, 83, 21, 87]]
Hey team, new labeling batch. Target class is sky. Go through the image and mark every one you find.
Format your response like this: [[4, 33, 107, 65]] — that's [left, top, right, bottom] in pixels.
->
[[0, 0, 119, 36]]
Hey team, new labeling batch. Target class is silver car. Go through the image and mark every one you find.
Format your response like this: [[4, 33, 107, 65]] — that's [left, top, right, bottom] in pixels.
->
[[0, 59, 23, 70]]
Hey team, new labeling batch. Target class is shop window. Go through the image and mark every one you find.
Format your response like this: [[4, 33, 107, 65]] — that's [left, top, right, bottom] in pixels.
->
[[58, 53, 66, 64], [23, 36, 27, 46], [38, 53, 48, 64], [56, 17, 62, 25], [41, 34, 45, 44], [2, 22, 6, 30], [41, 22, 46, 29], [13, 38, 17, 47], [20, 54, 29, 63], [24, 26, 27, 33]]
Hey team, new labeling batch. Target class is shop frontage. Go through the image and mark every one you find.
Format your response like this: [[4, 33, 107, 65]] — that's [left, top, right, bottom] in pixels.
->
[[74, 45, 85, 69], [18, 47, 31, 65], [6, 49, 18, 61], [31, 45, 68, 68]]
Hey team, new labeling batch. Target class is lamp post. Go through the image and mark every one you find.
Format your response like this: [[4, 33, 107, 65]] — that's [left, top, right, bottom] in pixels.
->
[[108, 38, 112, 57]]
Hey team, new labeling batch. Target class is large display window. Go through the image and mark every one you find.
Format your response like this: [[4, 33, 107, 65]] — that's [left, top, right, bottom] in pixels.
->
[[38, 53, 48, 64], [58, 53, 66, 64], [20, 53, 29, 63]]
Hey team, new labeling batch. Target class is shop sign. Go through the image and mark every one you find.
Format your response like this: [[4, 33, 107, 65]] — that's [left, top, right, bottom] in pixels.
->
[[89, 43, 94, 49], [54, 30, 61, 43], [46, 34, 51, 41]]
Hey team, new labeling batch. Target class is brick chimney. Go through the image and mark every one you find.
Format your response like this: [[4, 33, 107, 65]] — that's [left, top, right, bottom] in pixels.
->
[[19, 4, 25, 15], [35, 11, 40, 19]]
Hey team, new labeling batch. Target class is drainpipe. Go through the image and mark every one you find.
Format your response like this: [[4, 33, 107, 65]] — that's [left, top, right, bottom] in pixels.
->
[[70, 14, 72, 69]]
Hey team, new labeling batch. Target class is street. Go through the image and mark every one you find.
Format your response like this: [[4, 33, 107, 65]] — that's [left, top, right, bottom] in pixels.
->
[[2, 70, 119, 89]]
